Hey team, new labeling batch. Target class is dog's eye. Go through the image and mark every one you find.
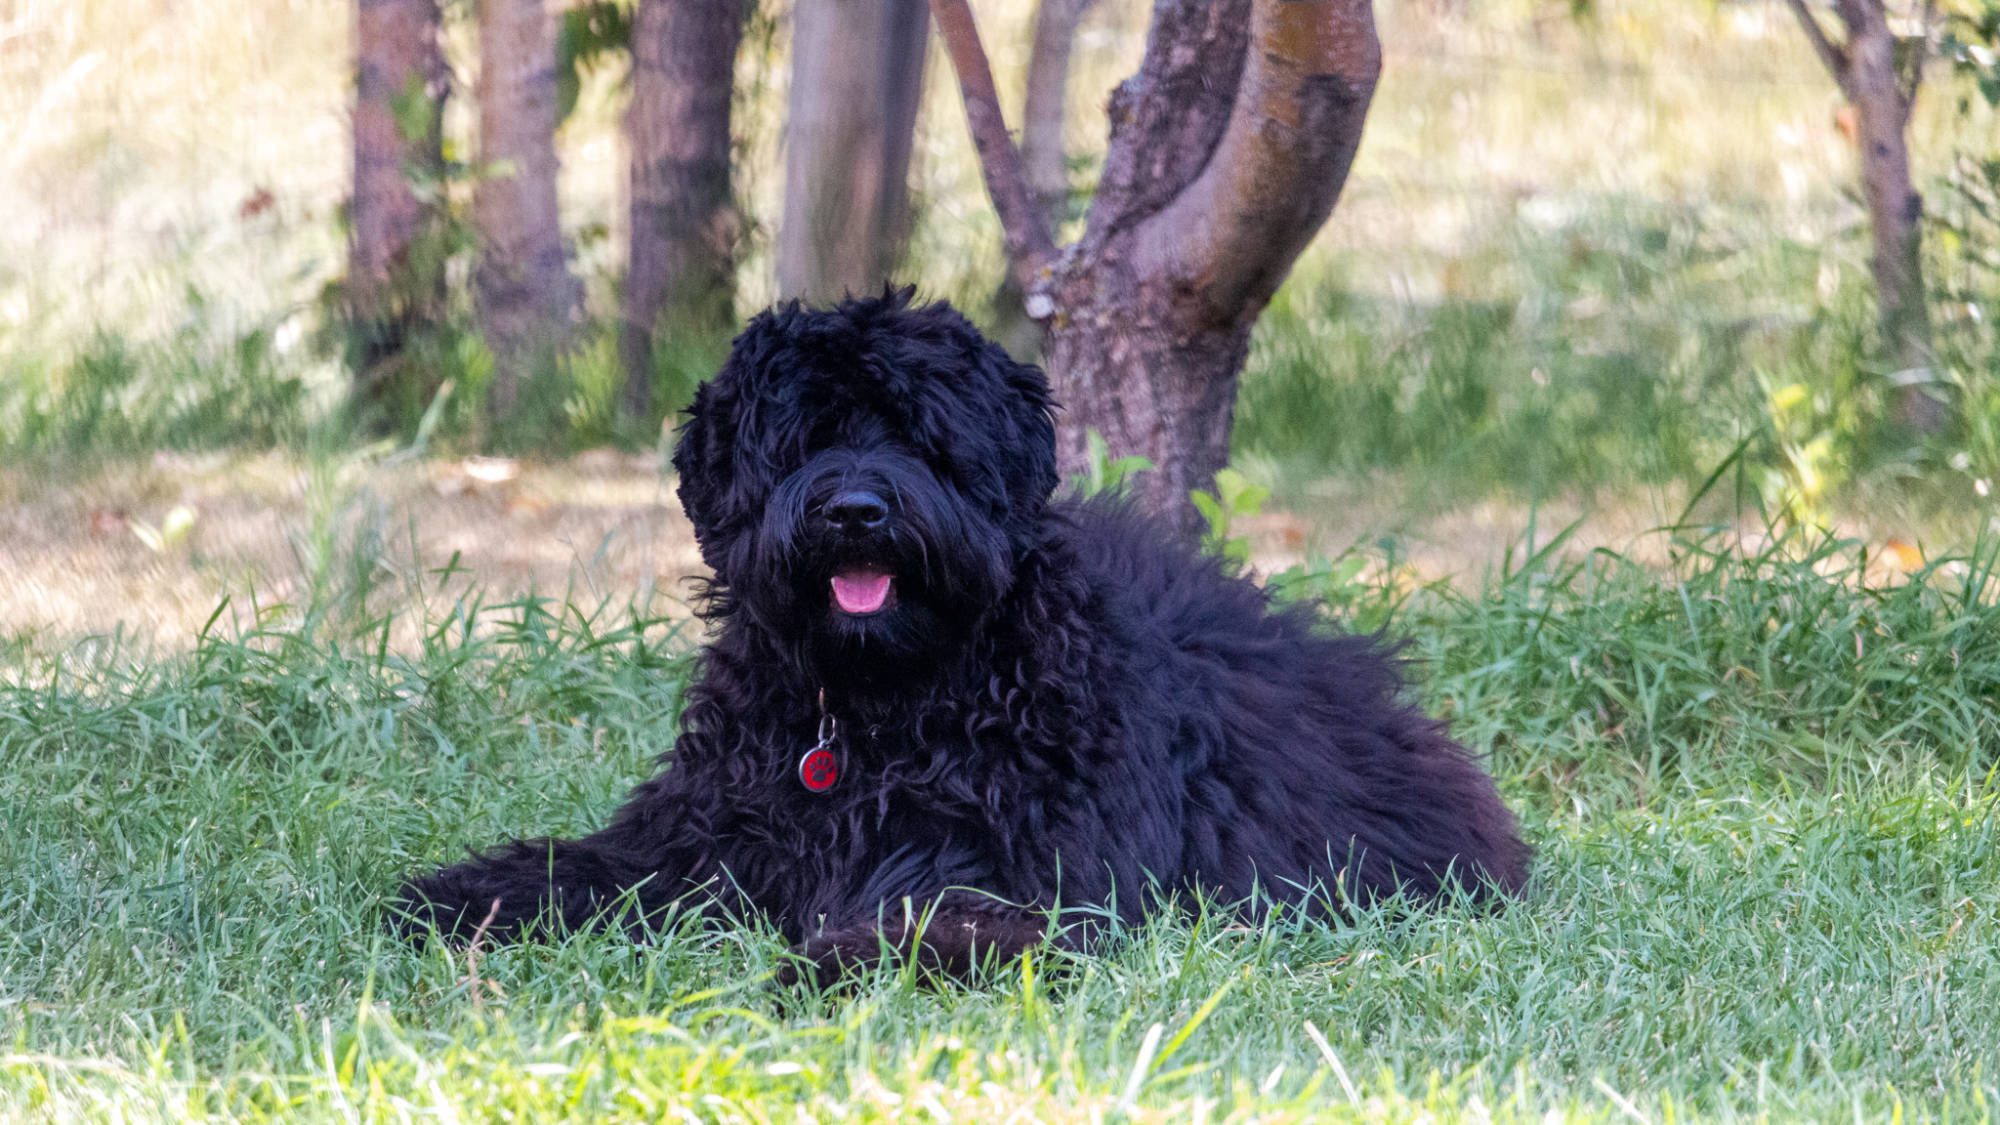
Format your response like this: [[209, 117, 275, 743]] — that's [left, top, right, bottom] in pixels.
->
[[805, 416, 843, 453]]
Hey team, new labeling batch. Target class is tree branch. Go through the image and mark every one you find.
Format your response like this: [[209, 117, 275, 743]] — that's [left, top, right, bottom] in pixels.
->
[[1128, 0, 1381, 327], [1785, 0, 1851, 90], [1083, 0, 1251, 251], [928, 0, 1059, 298]]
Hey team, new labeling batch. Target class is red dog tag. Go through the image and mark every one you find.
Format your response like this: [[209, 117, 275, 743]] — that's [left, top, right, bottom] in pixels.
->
[[799, 747, 839, 792]]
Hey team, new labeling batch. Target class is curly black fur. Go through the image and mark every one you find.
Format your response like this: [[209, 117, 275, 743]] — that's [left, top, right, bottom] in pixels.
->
[[393, 289, 1530, 982]]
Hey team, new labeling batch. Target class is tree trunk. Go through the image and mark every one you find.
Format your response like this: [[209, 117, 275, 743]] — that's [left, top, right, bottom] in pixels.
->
[[932, 0, 1381, 535], [1020, 0, 1096, 226], [776, 0, 930, 302], [349, 0, 448, 423], [1038, 0, 1255, 519], [622, 0, 744, 424], [474, 0, 583, 426], [1785, 0, 1942, 435], [1838, 0, 1940, 434], [1042, 295, 1252, 523]]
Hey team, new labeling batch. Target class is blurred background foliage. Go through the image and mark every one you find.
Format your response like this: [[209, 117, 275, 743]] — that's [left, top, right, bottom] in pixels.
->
[[1, 0, 1997, 538]]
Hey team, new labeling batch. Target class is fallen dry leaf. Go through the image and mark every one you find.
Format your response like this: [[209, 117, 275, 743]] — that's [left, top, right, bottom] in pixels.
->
[[462, 456, 522, 485]]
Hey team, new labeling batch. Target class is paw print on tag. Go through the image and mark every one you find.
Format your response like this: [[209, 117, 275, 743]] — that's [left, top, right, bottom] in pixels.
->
[[798, 747, 839, 792]]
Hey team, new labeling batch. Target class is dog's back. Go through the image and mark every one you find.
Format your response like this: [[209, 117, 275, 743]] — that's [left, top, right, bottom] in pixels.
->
[[1050, 495, 1531, 908]]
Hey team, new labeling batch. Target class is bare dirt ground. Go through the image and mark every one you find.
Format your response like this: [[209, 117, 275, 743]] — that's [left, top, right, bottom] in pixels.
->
[[1, 451, 704, 652], [1, 452, 1916, 653]]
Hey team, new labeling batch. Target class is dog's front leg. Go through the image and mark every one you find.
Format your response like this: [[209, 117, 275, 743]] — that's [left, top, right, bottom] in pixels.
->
[[391, 831, 669, 944], [782, 894, 1083, 989]]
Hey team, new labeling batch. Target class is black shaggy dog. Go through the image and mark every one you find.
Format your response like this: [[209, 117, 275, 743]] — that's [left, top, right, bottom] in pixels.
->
[[394, 290, 1529, 981]]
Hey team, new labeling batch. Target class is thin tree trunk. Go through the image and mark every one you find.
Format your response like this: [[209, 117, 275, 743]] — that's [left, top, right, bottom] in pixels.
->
[[933, 0, 1381, 534], [475, 0, 583, 426], [1020, 0, 1096, 226], [776, 0, 930, 302], [991, 0, 1097, 359], [349, 0, 448, 422], [1839, 0, 1940, 433], [622, 0, 744, 423], [1785, 0, 1942, 435]]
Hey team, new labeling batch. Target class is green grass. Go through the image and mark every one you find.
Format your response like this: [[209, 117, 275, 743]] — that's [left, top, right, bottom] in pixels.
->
[[1233, 205, 1817, 491], [5, 529, 1999, 1120], [0, 314, 318, 458]]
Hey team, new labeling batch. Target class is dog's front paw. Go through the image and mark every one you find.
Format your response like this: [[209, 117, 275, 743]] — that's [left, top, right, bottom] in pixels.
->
[[387, 870, 508, 946], [776, 927, 885, 991]]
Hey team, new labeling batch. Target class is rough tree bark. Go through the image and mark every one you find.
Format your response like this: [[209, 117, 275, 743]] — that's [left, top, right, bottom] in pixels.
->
[[622, 0, 744, 422], [931, 0, 1381, 532], [474, 0, 584, 425], [349, 0, 448, 420], [1784, 0, 1943, 435], [776, 0, 930, 301]]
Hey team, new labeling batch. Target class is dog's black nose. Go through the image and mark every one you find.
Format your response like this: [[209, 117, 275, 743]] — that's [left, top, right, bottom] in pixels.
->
[[825, 490, 889, 533]]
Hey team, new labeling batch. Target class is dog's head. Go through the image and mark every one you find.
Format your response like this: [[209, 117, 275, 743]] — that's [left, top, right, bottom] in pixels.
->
[[673, 289, 1058, 686]]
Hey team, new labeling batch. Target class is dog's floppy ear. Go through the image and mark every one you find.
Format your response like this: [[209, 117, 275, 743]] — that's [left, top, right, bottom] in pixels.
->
[[672, 328, 770, 577], [670, 379, 726, 554], [985, 341, 1059, 516]]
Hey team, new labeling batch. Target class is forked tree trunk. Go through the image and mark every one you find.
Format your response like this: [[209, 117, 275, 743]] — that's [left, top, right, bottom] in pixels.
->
[[474, 0, 583, 425], [932, 0, 1381, 532], [622, 0, 745, 422], [1786, 0, 1942, 435], [349, 0, 448, 421], [776, 0, 930, 302]]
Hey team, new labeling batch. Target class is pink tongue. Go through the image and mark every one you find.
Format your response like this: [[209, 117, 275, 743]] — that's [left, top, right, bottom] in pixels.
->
[[831, 570, 892, 614]]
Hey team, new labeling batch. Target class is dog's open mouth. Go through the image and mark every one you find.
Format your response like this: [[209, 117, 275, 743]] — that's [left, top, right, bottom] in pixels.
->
[[831, 568, 894, 615]]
